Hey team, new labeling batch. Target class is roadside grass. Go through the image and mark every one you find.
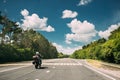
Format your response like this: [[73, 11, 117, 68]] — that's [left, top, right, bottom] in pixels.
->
[[86, 59, 102, 68], [86, 59, 120, 71]]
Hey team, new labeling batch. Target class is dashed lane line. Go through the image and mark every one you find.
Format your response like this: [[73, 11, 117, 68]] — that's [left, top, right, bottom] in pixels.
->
[[46, 70, 50, 73], [42, 63, 82, 66]]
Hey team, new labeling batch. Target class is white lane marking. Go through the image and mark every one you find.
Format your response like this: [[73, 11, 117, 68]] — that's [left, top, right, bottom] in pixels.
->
[[42, 63, 82, 66], [60, 63, 63, 65], [63, 63, 66, 65], [73, 60, 83, 66], [35, 79, 39, 80], [77, 62, 83, 65], [83, 62, 116, 80], [46, 70, 50, 73], [66, 63, 69, 65], [54, 63, 57, 65], [53, 66, 56, 68], [0, 65, 30, 73], [72, 64, 75, 65]]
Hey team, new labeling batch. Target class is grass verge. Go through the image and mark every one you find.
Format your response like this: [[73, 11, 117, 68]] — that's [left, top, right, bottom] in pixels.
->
[[86, 59, 120, 71]]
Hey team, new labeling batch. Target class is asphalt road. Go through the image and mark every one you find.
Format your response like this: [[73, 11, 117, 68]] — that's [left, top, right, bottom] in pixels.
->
[[0, 58, 119, 80]]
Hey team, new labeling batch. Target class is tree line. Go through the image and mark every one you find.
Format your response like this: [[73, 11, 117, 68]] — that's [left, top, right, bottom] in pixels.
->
[[0, 12, 58, 63], [71, 27, 120, 64]]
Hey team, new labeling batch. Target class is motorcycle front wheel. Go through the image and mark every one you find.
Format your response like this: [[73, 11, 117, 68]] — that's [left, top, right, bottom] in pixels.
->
[[35, 64, 38, 69]]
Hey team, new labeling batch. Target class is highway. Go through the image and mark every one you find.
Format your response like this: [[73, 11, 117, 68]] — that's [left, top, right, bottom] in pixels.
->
[[0, 58, 119, 80]]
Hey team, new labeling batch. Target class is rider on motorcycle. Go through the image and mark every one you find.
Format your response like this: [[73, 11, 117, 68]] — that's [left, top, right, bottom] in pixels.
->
[[36, 52, 42, 64], [32, 52, 42, 69]]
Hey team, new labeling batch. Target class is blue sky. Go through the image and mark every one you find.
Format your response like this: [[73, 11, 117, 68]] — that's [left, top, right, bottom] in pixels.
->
[[0, 0, 120, 54]]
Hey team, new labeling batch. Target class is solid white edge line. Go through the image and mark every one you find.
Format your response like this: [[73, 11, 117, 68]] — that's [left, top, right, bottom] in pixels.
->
[[0, 65, 30, 73], [83, 61, 116, 80]]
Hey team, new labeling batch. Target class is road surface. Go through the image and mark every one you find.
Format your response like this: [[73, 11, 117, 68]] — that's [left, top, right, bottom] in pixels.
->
[[0, 58, 119, 80]]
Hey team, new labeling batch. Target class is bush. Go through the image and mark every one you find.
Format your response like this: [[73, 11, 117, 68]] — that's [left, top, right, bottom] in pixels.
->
[[114, 52, 120, 64], [0, 44, 34, 63]]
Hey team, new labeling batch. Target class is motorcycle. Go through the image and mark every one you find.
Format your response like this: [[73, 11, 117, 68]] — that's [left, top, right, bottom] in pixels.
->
[[32, 56, 42, 69]]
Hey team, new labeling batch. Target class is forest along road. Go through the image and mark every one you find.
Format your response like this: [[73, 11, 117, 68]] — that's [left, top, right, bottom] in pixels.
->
[[0, 58, 119, 80]]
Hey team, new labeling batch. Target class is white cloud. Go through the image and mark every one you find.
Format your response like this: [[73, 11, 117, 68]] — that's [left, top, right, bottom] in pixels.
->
[[78, 0, 92, 6], [21, 9, 29, 17], [16, 22, 21, 27], [98, 23, 120, 39], [65, 19, 97, 44], [52, 42, 82, 55], [20, 9, 55, 32], [62, 10, 78, 19]]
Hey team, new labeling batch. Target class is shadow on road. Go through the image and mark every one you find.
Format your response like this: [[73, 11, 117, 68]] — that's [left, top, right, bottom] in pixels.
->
[[39, 66, 48, 69]]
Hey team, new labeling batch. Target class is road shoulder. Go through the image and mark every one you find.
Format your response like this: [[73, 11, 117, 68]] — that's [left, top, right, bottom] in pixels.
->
[[86, 59, 120, 79]]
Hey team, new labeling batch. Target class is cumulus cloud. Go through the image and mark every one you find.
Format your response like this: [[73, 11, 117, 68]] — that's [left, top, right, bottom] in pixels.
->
[[20, 9, 55, 32], [98, 23, 120, 39], [52, 42, 82, 54], [16, 22, 21, 27], [62, 10, 78, 19], [21, 9, 29, 16], [65, 19, 97, 44], [78, 0, 92, 6]]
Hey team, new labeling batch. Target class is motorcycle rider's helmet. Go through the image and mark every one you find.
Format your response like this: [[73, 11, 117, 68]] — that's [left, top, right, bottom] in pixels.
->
[[36, 52, 39, 55]]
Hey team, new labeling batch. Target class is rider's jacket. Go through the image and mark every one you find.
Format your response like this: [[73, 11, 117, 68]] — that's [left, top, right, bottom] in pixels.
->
[[33, 54, 41, 64]]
